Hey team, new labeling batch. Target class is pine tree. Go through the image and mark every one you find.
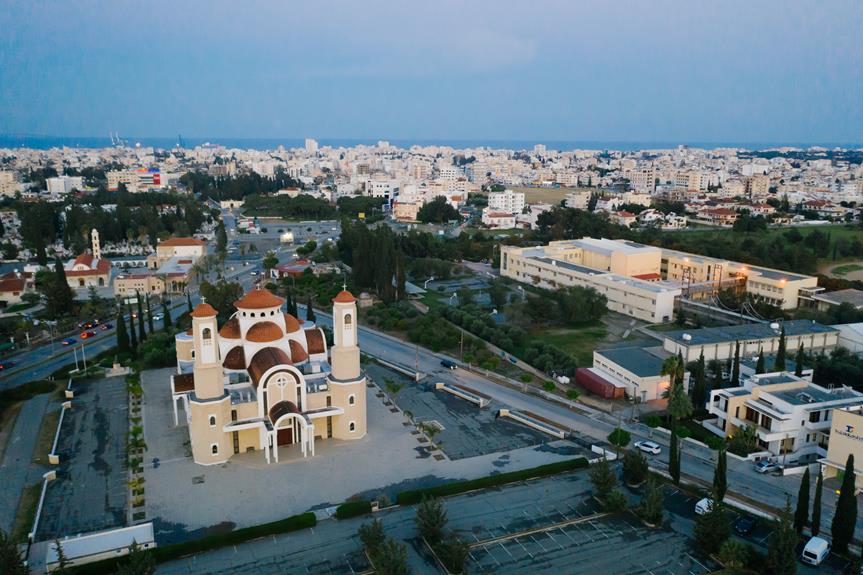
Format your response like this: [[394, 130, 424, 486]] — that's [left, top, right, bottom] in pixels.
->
[[794, 343, 804, 377], [830, 454, 857, 553], [731, 341, 740, 385], [162, 299, 172, 331], [713, 448, 727, 502], [774, 326, 787, 372], [811, 470, 823, 536], [146, 294, 155, 333], [669, 431, 681, 485], [415, 496, 447, 545], [127, 300, 138, 353], [306, 295, 316, 322], [767, 497, 798, 575], [755, 348, 765, 374], [136, 292, 147, 342], [116, 309, 130, 354], [794, 468, 810, 535]]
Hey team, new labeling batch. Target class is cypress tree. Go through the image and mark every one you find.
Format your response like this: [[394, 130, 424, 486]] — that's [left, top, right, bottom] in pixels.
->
[[163, 299, 172, 331], [186, 291, 193, 314], [731, 341, 740, 385], [306, 295, 316, 322], [767, 497, 799, 575], [669, 431, 681, 485], [146, 294, 155, 333], [755, 348, 765, 374], [116, 309, 130, 354], [127, 300, 138, 353], [713, 448, 727, 502], [811, 469, 823, 536], [794, 343, 804, 377], [136, 292, 147, 342], [794, 468, 810, 535], [831, 454, 857, 553], [774, 326, 786, 372], [692, 351, 707, 409]]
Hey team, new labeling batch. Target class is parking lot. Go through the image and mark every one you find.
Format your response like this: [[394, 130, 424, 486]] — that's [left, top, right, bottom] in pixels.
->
[[36, 375, 128, 540]]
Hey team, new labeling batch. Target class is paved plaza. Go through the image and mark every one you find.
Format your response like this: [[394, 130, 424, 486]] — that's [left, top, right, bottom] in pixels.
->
[[141, 368, 589, 544], [365, 363, 549, 460], [37, 376, 128, 540]]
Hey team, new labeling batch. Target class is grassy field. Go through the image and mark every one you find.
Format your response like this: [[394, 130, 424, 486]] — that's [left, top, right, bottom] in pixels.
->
[[529, 322, 609, 366], [830, 263, 863, 276], [510, 186, 595, 205], [31, 408, 61, 465], [11, 481, 41, 542]]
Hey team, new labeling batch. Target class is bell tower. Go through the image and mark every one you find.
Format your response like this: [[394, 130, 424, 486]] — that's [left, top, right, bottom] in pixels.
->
[[191, 302, 223, 399], [91, 228, 101, 260], [330, 290, 360, 381]]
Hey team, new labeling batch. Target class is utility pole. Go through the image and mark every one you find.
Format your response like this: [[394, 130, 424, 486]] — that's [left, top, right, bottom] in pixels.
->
[[415, 343, 419, 382]]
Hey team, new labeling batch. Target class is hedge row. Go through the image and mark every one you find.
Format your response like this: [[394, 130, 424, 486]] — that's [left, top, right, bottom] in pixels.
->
[[335, 499, 372, 519], [395, 457, 589, 506], [68, 512, 317, 574]]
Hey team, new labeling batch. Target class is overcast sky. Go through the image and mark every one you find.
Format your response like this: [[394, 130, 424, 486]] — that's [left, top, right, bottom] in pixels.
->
[[1, 0, 861, 144]]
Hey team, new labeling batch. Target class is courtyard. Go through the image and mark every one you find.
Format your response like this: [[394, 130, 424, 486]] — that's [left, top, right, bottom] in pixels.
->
[[140, 367, 591, 544]]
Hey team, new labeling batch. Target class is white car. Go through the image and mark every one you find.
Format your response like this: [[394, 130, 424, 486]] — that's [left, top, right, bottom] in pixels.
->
[[634, 440, 662, 455], [754, 460, 780, 474], [695, 498, 714, 516]]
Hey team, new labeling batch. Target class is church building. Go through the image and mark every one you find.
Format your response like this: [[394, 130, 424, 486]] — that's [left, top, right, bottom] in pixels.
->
[[170, 287, 366, 465]]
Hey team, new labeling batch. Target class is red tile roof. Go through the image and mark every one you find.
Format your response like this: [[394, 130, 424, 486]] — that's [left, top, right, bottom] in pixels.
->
[[159, 237, 205, 247], [332, 290, 356, 304], [190, 303, 218, 318], [234, 288, 285, 309]]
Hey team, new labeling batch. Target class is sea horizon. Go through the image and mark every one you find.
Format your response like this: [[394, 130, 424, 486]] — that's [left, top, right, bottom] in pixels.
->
[[1, 134, 861, 153]]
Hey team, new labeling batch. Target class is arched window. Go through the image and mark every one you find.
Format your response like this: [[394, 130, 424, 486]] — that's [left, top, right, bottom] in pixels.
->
[[211, 444, 219, 454], [348, 394, 355, 406], [202, 328, 212, 340], [345, 313, 353, 328], [209, 415, 216, 426], [349, 421, 356, 432]]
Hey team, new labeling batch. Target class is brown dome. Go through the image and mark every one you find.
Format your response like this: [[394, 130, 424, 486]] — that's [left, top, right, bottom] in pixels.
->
[[245, 321, 284, 343], [332, 290, 356, 303], [234, 288, 285, 310], [223, 346, 246, 370], [190, 303, 218, 317], [289, 340, 308, 363], [269, 400, 300, 424], [219, 317, 241, 339], [248, 347, 294, 388], [305, 328, 326, 355], [283, 313, 301, 333]]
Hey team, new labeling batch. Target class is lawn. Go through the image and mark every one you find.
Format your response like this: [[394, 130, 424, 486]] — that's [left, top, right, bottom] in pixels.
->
[[11, 481, 42, 542], [510, 186, 593, 205], [31, 408, 61, 465], [530, 322, 608, 367], [831, 263, 863, 276]]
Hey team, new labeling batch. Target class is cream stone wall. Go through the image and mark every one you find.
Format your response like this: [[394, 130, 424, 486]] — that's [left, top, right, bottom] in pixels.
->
[[823, 409, 863, 489], [189, 397, 231, 465], [329, 380, 367, 439]]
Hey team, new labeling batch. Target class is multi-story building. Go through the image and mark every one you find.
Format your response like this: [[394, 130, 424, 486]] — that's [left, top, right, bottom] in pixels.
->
[[46, 175, 83, 195], [487, 190, 525, 215], [170, 288, 366, 465], [305, 138, 318, 154], [706, 372, 863, 464], [0, 171, 21, 197], [564, 190, 591, 210], [820, 408, 863, 490], [500, 240, 681, 322]]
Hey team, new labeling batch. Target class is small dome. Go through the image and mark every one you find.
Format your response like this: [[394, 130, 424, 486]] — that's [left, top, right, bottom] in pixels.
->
[[234, 288, 285, 310], [245, 321, 284, 343], [219, 317, 241, 339], [332, 290, 356, 304], [191, 303, 218, 317], [269, 400, 300, 424], [283, 313, 301, 334], [223, 346, 246, 370]]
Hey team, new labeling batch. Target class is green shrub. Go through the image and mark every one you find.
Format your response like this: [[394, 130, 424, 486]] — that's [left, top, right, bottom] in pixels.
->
[[335, 499, 372, 519], [542, 381, 555, 392], [608, 428, 632, 449], [674, 427, 690, 439], [645, 416, 661, 428], [520, 374, 533, 383], [396, 458, 588, 505]]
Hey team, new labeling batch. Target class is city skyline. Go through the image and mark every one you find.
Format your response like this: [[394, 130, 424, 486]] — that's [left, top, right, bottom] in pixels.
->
[[1, 1, 862, 144]]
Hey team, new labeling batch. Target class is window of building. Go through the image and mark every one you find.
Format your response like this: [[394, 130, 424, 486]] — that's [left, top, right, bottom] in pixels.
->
[[211, 444, 219, 454], [209, 415, 216, 427], [345, 313, 353, 328], [349, 421, 356, 432], [202, 328, 212, 340], [348, 394, 355, 405]]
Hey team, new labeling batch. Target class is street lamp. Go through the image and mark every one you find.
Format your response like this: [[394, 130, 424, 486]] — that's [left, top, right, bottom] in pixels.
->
[[423, 276, 435, 290]]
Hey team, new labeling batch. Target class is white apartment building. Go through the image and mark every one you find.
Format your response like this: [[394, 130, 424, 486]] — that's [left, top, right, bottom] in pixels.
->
[[706, 372, 863, 464], [564, 190, 591, 210], [481, 209, 517, 229], [487, 190, 525, 215], [437, 165, 461, 181], [46, 175, 84, 194], [305, 138, 319, 154]]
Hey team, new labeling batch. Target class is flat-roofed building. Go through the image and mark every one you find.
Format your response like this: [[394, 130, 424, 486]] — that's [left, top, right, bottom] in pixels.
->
[[500, 242, 680, 322], [706, 372, 863, 464], [592, 346, 688, 402], [662, 320, 838, 363]]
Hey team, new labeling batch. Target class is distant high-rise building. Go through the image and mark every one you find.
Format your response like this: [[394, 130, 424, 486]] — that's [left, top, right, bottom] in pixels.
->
[[305, 138, 319, 154], [534, 144, 547, 155]]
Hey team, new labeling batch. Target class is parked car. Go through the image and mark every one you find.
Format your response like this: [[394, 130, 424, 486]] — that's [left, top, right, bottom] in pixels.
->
[[80, 331, 96, 339], [0, 360, 16, 370], [733, 515, 757, 535], [153, 313, 164, 321], [99, 323, 113, 331], [61, 338, 76, 346], [440, 359, 458, 370], [695, 498, 714, 516], [801, 536, 831, 566], [754, 460, 780, 474], [634, 440, 662, 455]]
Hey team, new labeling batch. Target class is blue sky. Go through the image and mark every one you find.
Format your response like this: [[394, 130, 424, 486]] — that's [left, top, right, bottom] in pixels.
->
[[1, 0, 861, 144]]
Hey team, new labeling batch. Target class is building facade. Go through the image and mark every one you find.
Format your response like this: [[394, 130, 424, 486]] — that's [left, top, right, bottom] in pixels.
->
[[821, 408, 863, 490], [171, 288, 366, 465]]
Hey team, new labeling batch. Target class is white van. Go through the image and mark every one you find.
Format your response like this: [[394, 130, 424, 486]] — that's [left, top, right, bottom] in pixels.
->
[[694, 498, 714, 515], [801, 536, 830, 566]]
